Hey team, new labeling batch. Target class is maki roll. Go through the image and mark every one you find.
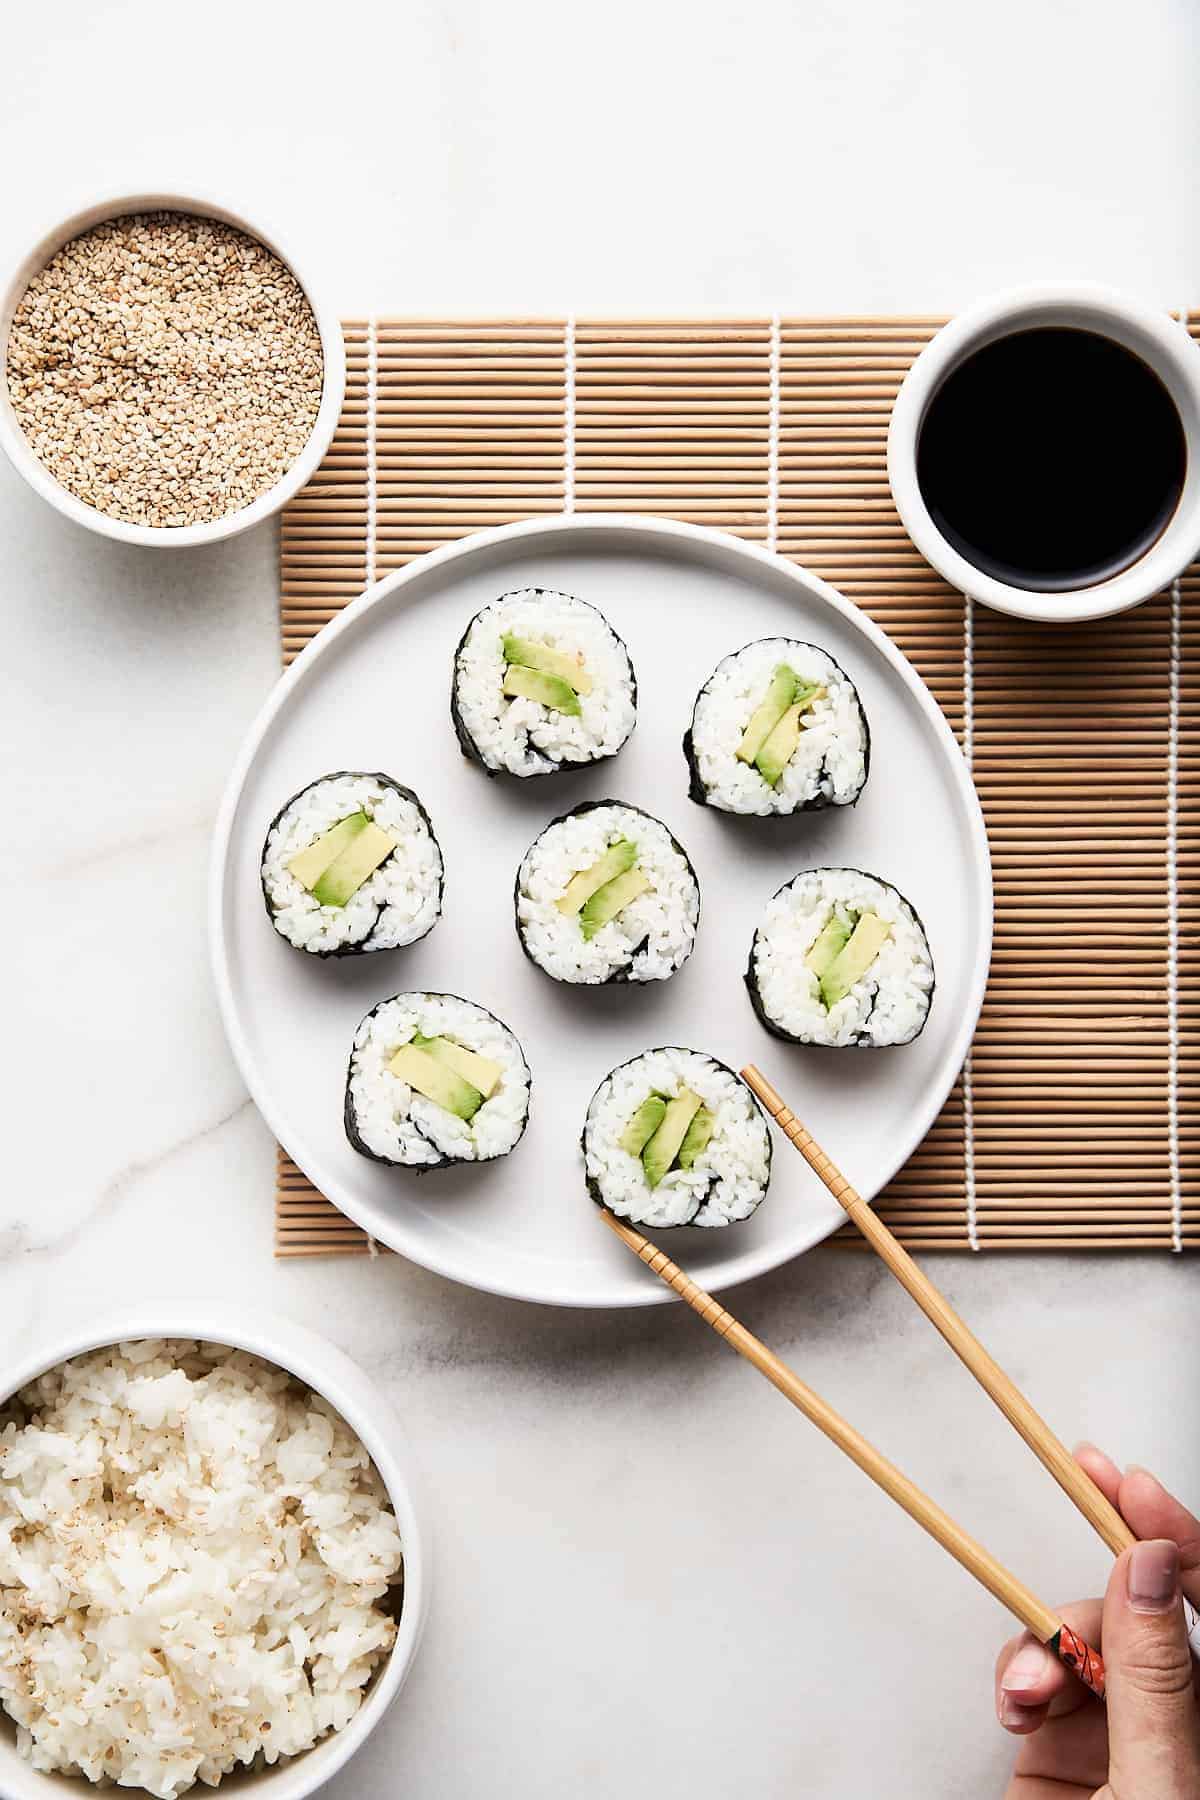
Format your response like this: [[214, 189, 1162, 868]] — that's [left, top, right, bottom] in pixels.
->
[[451, 588, 636, 778], [683, 638, 869, 815], [583, 1048, 771, 1229], [261, 771, 443, 957], [746, 868, 934, 1047], [345, 992, 531, 1170], [515, 800, 700, 985]]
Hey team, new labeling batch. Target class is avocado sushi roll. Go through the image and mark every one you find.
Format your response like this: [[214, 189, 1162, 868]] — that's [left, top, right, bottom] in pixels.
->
[[746, 868, 934, 1047], [515, 800, 700, 985], [583, 1048, 771, 1229], [451, 588, 637, 778], [261, 771, 444, 957], [345, 992, 531, 1170], [683, 638, 869, 815]]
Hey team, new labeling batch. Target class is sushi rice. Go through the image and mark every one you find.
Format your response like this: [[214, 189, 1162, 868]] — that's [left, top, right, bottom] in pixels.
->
[[684, 637, 869, 815], [747, 867, 934, 1047], [451, 588, 637, 778], [346, 993, 531, 1170], [583, 1048, 772, 1229], [261, 772, 443, 957], [515, 800, 700, 985]]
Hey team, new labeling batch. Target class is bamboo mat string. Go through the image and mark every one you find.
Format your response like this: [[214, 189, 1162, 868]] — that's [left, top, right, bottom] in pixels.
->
[[365, 316, 378, 588], [1168, 573, 1182, 1253], [563, 316, 576, 513], [963, 589, 980, 1251], [364, 314, 379, 1256], [766, 313, 780, 551]]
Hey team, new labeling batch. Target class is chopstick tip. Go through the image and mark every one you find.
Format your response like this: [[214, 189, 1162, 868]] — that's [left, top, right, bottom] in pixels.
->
[[740, 1063, 783, 1113]]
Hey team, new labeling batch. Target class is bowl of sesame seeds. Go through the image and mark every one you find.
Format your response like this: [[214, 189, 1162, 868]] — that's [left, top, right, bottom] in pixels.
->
[[0, 194, 344, 546]]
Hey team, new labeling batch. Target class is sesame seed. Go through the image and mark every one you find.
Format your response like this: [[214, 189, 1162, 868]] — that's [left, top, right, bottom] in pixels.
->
[[5, 211, 324, 529]]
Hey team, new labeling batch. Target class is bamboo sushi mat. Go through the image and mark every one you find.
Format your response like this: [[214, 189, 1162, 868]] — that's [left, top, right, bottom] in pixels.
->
[[275, 314, 1200, 1257]]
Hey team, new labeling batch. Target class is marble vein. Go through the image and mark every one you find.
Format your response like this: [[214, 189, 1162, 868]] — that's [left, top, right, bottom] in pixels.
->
[[0, 1096, 253, 1264], [35, 808, 213, 885]]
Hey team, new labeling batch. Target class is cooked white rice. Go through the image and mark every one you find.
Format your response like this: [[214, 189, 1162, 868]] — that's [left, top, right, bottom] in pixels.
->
[[346, 992, 530, 1167], [452, 589, 636, 777], [0, 1340, 403, 1800], [516, 803, 699, 985], [687, 638, 868, 815], [261, 772, 443, 956], [749, 867, 934, 1047], [584, 1048, 771, 1229]]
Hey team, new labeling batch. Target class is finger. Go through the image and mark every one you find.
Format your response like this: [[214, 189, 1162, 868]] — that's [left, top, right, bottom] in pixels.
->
[[995, 1602, 1103, 1733], [1074, 1445, 1200, 1614], [1118, 1468, 1200, 1610], [1075, 1446, 1200, 1637], [1003, 1602, 1109, 1789], [1104, 1542, 1200, 1795], [996, 1633, 1062, 1732], [1009, 1694, 1112, 1795], [1003, 1780, 1094, 1799], [1073, 1441, 1124, 1509]]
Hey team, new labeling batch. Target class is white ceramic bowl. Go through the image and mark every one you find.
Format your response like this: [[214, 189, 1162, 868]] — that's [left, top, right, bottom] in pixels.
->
[[0, 1304, 428, 1800], [887, 282, 1200, 623], [0, 193, 344, 548]]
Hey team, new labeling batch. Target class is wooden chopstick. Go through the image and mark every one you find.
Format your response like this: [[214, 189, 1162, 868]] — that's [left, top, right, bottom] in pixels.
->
[[740, 1065, 1136, 1557], [599, 1206, 1105, 1699], [742, 1064, 1200, 1660]]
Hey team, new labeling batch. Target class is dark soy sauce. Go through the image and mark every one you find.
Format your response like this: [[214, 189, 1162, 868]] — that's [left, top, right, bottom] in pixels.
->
[[916, 327, 1186, 592]]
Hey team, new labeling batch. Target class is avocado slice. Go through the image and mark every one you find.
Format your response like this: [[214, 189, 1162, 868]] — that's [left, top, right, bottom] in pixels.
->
[[744, 679, 824, 786], [580, 868, 652, 941], [753, 703, 803, 786], [287, 812, 370, 890], [412, 1035, 503, 1100], [311, 821, 397, 907], [642, 1088, 704, 1189], [820, 910, 891, 1010], [502, 665, 582, 715], [556, 840, 638, 916], [502, 634, 592, 696], [619, 1094, 668, 1157], [804, 907, 855, 981], [676, 1106, 714, 1172], [388, 1044, 483, 1120], [736, 665, 796, 764]]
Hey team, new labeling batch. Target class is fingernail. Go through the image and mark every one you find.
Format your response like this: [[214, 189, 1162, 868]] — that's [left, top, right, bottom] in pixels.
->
[[1001, 1642, 1054, 1694], [999, 1694, 1039, 1730], [1128, 1539, 1180, 1612]]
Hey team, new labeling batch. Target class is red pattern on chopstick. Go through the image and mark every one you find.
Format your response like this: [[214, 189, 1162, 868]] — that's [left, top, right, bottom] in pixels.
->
[[1054, 1623, 1106, 1700]]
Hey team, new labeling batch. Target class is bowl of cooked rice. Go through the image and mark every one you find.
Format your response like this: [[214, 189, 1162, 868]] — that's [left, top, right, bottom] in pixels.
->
[[0, 1306, 427, 1800]]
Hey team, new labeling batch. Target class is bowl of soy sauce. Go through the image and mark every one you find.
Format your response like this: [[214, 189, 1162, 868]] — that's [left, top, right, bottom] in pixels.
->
[[887, 284, 1200, 622]]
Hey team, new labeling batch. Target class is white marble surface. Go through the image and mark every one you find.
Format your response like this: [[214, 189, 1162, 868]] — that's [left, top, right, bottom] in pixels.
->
[[2, 2, 1198, 1794]]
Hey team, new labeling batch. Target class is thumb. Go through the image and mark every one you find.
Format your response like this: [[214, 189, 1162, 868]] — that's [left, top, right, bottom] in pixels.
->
[[1104, 1540, 1200, 1797]]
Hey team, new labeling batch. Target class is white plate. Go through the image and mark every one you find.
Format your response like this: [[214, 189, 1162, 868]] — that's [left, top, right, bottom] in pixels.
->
[[211, 516, 991, 1307]]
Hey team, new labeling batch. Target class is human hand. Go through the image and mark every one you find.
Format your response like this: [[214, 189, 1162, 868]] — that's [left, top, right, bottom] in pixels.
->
[[996, 1444, 1200, 1797]]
